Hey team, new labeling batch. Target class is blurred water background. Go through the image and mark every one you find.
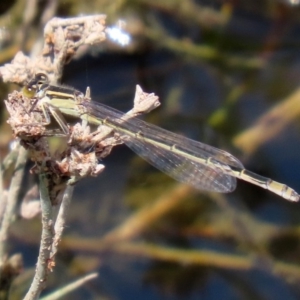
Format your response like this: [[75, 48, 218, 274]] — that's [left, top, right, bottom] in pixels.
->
[[2, 0, 300, 299]]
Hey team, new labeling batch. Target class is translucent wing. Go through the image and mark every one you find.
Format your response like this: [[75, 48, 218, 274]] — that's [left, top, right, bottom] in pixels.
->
[[124, 136, 236, 192], [82, 101, 244, 193]]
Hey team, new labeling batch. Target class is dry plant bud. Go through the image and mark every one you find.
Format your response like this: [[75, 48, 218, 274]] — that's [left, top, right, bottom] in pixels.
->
[[0, 52, 35, 84], [0, 15, 107, 84], [56, 148, 105, 180], [5, 91, 47, 138], [132, 85, 160, 114]]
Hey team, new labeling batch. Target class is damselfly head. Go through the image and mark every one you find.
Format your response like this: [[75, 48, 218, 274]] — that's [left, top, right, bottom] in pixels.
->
[[22, 73, 49, 98], [28, 73, 49, 90]]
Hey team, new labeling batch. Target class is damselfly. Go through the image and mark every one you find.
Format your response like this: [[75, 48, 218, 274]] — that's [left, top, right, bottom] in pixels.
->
[[22, 73, 300, 202]]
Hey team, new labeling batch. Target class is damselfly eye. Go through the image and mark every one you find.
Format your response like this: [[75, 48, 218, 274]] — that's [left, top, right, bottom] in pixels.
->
[[35, 73, 49, 85], [27, 73, 49, 88], [22, 86, 36, 98], [23, 73, 49, 97]]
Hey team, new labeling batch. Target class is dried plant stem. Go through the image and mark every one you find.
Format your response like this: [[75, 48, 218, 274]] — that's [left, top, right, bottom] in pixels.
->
[[114, 242, 300, 279], [233, 86, 300, 156], [103, 184, 195, 243], [1, 142, 20, 173], [24, 172, 54, 300], [114, 242, 253, 270], [0, 146, 27, 262], [57, 237, 300, 279], [40, 273, 98, 300], [51, 185, 74, 258], [0, 13, 109, 299]]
